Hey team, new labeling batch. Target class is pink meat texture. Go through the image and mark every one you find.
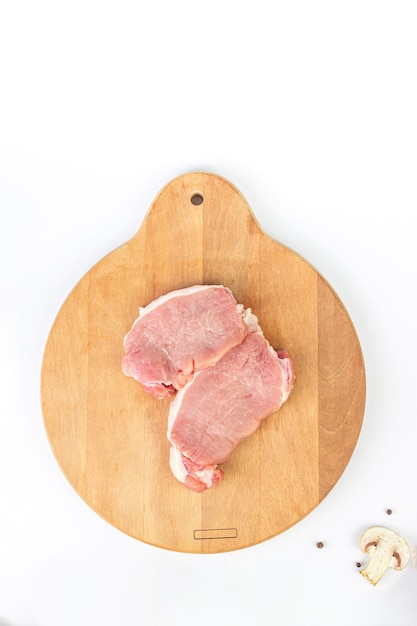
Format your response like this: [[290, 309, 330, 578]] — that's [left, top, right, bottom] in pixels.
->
[[122, 285, 250, 398], [122, 284, 295, 492], [167, 331, 295, 492]]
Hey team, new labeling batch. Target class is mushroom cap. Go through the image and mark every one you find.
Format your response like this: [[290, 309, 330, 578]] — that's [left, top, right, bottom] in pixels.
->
[[359, 526, 410, 571]]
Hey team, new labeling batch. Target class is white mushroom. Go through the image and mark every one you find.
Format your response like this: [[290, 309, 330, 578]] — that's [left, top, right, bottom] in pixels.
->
[[359, 526, 410, 586]]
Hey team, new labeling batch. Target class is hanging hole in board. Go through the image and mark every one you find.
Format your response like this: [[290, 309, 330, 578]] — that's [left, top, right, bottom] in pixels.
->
[[191, 193, 204, 206]]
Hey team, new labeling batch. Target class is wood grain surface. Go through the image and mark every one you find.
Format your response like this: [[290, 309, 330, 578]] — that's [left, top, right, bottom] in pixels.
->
[[41, 172, 366, 553]]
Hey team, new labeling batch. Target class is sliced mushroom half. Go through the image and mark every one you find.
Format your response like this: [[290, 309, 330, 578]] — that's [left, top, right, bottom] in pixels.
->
[[359, 526, 410, 586]]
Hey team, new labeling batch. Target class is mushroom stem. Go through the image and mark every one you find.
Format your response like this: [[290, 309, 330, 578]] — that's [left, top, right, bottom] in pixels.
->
[[360, 538, 397, 586]]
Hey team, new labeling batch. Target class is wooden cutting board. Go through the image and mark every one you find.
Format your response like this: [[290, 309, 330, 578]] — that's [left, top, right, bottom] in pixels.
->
[[41, 172, 366, 553]]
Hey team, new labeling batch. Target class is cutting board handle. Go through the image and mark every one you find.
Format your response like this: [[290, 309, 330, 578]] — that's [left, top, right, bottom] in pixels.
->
[[136, 171, 262, 238]]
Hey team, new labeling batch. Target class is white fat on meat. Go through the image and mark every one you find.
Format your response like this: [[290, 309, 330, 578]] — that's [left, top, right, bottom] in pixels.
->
[[169, 446, 223, 492], [167, 330, 295, 492], [122, 285, 253, 398]]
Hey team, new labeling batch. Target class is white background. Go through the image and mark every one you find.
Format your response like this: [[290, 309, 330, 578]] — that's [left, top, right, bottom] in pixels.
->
[[1, 1, 417, 624]]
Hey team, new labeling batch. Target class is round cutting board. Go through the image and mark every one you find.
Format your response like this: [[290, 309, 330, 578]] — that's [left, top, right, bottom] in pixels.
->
[[41, 172, 366, 553]]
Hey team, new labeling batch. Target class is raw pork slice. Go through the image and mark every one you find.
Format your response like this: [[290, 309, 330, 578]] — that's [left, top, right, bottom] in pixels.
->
[[122, 285, 253, 398], [167, 330, 295, 492]]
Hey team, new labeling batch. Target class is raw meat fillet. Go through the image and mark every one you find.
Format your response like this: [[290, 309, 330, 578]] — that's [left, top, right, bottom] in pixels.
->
[[122, 285, 253, 398], [167, 330, 295, 491]]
